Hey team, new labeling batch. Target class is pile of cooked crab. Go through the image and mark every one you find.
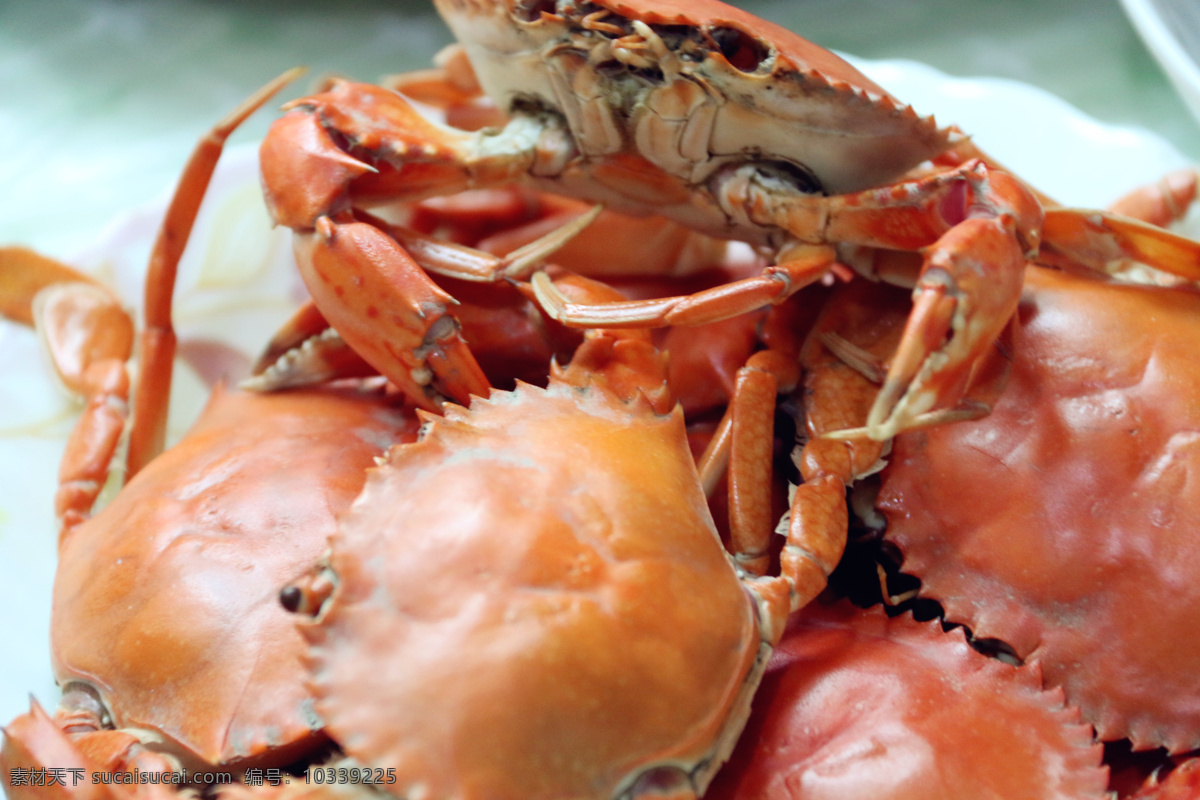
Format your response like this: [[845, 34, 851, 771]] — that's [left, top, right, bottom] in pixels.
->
[[5, 0, 1200, 798]]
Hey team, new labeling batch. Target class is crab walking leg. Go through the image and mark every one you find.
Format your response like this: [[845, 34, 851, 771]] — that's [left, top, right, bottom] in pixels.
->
[[39, 286, 134, 534], [379, 44, 509, 132], [126, 68, 302, 477], [724, 351, 798, 576], [380, 206, 601, 282], [0, 247, 106, 326], [1031, 168, 1200, 281], [1040, 209, 1200, 279], [542, 158, 1200, 441], [702, 336, 858, 609], [0, 249, 134, 533], [475, 204, 731, 280], [381, 44, 484, 107], [695, 349, 858, 610], [532, 243, 840, 328], [1106, 167, 1198, 227]]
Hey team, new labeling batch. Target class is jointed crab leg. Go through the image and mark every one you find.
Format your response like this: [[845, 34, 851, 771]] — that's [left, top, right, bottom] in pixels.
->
[[690, 304, 867, 610], [0, 71, 297, 533], [534, 243, 839, 328], [1106, 167, 1197, 227], [704, 166, 1200, 609], [0, 249, 133, 533], [1039, 209, 1200, 279], [127, 67, 302, 476], [544, 158, 1200, 441]]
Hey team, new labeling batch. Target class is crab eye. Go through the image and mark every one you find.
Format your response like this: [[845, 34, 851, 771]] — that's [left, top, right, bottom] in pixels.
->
[[280, 584, 304, 613], [513, 0, 557, 22], [709, 25, 769, 73]]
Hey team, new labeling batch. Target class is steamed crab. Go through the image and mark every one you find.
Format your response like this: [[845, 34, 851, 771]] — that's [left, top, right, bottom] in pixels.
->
[[875, 265, 1200, 756], [272, 272, 857, 800], [705, 601, 1109, 800], [732, 164, 1200, 765], [256, 0, 1200, 445], [0, 72, 421, 780]]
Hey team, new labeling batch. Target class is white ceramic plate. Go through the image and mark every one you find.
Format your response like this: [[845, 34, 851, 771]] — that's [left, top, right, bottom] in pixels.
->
[[0, 55, 1196, 731]]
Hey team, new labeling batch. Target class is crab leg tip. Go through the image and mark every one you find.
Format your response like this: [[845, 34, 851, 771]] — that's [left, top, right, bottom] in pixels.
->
[[501, 204, 604, 279], [819, 425, 872, 441], [530, 270, 568, 321]]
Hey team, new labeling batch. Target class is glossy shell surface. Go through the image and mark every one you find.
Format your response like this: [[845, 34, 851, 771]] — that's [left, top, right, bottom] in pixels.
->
[[706, 601, 1108, 800], [51, 386, 416, 766], [305, 380, 763, 800], [879, 267, 1200, 753]]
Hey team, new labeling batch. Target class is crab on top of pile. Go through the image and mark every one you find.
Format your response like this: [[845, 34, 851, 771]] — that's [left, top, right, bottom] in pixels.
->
[[5, 0, 1200, 798]]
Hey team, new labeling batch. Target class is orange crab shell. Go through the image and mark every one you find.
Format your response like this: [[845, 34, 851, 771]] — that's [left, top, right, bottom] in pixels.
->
[[302, 380, 765, 800], [706, 601, 1108, 800], [50, 385, 418, 768], [878, 267, 1200, 753]]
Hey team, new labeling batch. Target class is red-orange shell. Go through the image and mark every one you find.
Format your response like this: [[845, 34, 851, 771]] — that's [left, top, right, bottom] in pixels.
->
[[706, 601, 1108, 800], [880, 267, 1200, 753], [51, 386, 417, 767], [304, 381, 762, 800]]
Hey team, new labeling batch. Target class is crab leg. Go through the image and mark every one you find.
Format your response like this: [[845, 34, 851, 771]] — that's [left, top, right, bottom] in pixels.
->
[[699, 335, 861, 610], [476, 205, 730, 279], [699, 348, 858, 611], [1106, 167, 1197, 227], [540, 158, 1200, 440], [1039, 209, 1200, 279], [534, 161, 1033, 440], [724, 350, 798, 576], [1, 698, 179, 798], [533, 243, 839, 328], [0, 72, 298, 533], [379, 43, 508, 133], [0, 249, 133, 534], [127, 67, 301, 476]]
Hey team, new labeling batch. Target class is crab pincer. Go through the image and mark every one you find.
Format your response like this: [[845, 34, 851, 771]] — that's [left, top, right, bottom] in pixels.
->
[[258, 80, 600, 411]]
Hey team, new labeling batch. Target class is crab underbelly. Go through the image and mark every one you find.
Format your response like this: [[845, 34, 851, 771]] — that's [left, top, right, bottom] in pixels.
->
[[526, 163, 775, 248]]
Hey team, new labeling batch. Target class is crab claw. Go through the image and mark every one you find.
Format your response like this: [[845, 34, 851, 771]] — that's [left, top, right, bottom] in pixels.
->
[[1, 698, 178, 800], [260, 79, 560, 227], [830, 213, 1025, 441], [2, 700, 97, 800]]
